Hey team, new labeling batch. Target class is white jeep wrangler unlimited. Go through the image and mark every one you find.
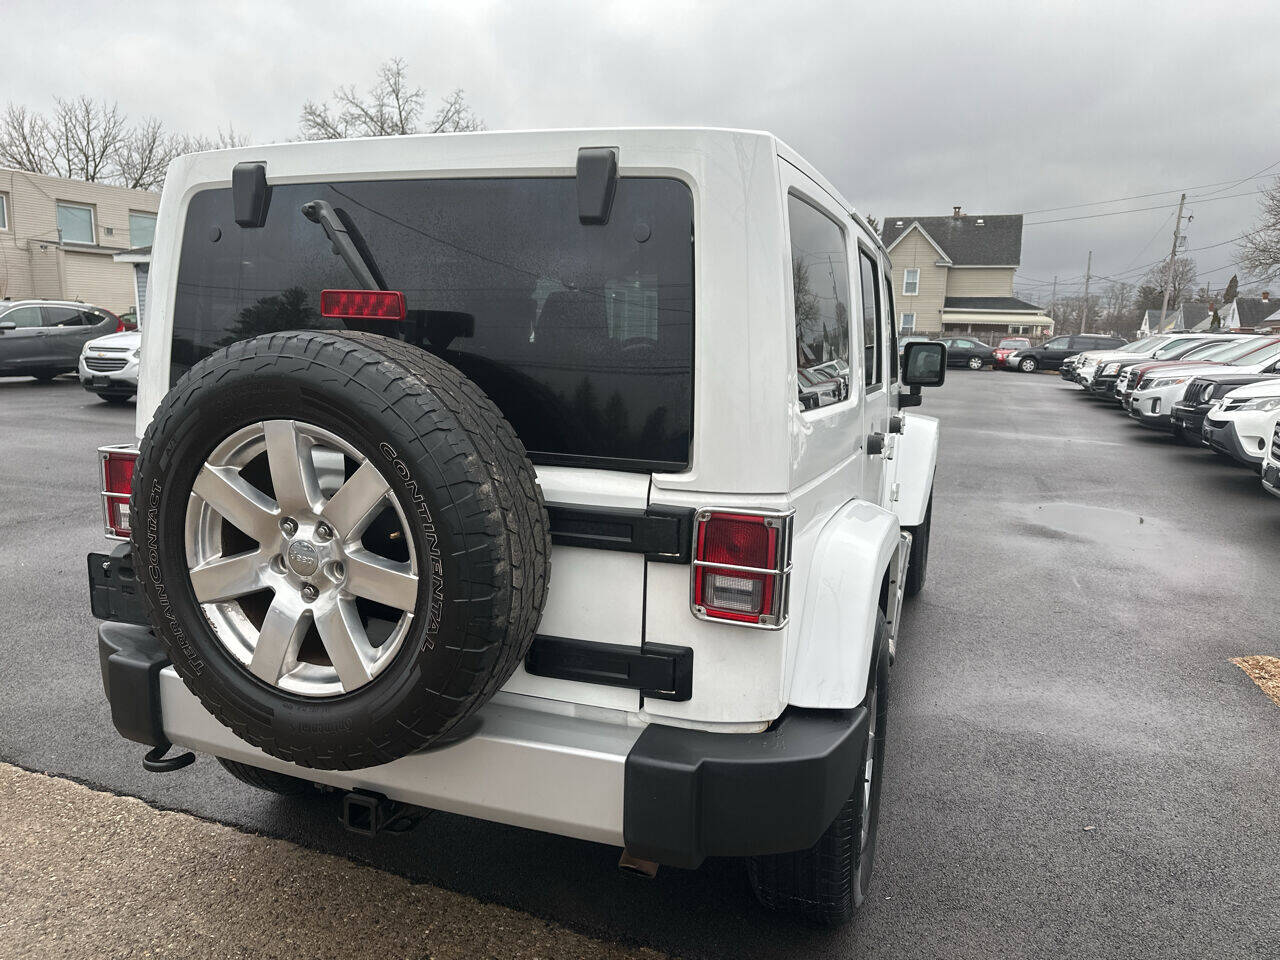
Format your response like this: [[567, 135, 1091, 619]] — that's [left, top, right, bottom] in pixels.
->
[[89, 128, 944, 924]]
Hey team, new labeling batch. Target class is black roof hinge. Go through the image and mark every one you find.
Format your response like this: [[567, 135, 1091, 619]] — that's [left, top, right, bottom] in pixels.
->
[[576, 147, 619, 225], [232, 161, 271, 228]]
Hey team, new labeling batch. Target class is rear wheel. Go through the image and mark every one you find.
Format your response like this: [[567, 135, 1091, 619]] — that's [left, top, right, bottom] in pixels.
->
[[748, 623, 889, 925], [967, 356, 983, 370], [1019, 357, 1038, 373], [217, 758, 313, 796]]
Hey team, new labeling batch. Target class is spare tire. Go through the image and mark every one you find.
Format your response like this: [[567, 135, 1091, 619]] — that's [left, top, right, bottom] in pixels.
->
[[132, 331, 550, 770]]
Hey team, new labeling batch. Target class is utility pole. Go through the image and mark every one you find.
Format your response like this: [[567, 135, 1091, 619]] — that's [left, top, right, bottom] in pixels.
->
[[1049, 275, 1057, 338], [1080, 251, 1092, 334], [1157, 193, 1187, 332]]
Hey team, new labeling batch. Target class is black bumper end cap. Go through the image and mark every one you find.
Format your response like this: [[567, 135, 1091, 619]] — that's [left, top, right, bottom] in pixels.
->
[[98, 621, 170, 748], [623, 707, 868, 869]]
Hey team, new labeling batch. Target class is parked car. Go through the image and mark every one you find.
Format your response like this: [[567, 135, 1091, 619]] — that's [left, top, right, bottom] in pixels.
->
[[0, 299, 121, 381], [1202, 378, 1280, 468], [1067, 335, 1174, 387], [1116, 336, 1267, 410], [1008, 333, 1125, 373], [79, 329, 141, 404], [1093, 334, 1234, 399], [992, 337, 1031, 369], [1171, 372, 1280, 444], [937, 336, 994, 369], [87, 129, 948, 924]]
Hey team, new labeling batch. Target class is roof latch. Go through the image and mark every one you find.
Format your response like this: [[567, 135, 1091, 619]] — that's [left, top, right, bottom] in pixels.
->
[[576, 147, 619, 225], [232, 161, 271, 228]]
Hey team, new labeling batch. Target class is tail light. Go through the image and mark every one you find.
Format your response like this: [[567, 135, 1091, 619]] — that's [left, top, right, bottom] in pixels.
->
[[691, 509, 793, 628], [99, 445, 139, 540], [320, 289, 406, 320]]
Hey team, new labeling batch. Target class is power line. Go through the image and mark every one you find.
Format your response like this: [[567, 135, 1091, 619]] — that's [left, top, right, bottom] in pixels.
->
[[1025, 189, 1265, 227], [1021, 167, 1279, 216]]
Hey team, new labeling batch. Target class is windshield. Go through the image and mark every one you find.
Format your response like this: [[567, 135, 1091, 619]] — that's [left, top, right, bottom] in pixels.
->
[[1177, 339, 1254, 362], [1119, 336, 1163, 353], [1152, 338, 1210, 360], [1229, 338, 1280, 367]]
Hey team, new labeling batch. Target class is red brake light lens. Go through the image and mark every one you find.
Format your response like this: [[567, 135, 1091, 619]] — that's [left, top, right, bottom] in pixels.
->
[[693, 512, 783, 624], [320, 289, 406, 320], [100, 448, 138, 539]]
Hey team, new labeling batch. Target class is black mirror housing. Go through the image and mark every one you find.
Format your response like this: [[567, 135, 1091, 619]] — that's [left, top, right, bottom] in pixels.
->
[[902, 341, 947, 388]]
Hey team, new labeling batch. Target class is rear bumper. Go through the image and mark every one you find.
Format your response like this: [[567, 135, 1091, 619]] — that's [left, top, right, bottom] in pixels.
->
[[97, 618, 865, 868]]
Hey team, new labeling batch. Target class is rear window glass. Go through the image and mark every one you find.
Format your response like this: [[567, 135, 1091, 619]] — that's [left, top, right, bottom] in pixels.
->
[[172, 177, 694, 471]]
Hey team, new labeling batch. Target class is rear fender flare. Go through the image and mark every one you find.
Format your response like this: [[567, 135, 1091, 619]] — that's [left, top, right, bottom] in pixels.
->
[[789, 500, 899, 709], [889, 412, 939, 527]]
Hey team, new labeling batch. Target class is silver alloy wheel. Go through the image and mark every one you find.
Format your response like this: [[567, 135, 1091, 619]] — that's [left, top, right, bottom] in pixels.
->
[[861, 683, 877, 851], [184, 420, 419, 698], [1020, 357, 1037, 372], [967, 356, 983, 369]]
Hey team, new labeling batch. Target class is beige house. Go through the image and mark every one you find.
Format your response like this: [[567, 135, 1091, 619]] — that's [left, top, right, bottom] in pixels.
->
[[0, 168, 159, 315], [881, 207, 1052, 340]]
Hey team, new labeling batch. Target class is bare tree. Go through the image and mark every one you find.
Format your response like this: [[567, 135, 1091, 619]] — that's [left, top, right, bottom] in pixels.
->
[[45, 96, 128, 182], [0, 103, 50, 172], [1099, 280, 1133, 332], [300, 59, 483, 140], [1238, 177, 1280, 279], [1143, 256, 1197, 308], [1, 97, 250, 191]]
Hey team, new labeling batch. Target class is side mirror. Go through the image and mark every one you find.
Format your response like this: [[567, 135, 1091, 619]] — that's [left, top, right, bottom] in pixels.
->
[[902, 341, 946, 388], [0, 321, 15, 333]]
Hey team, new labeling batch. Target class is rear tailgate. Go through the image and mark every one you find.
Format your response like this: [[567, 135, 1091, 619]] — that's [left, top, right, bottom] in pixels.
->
[[500, 467, 650, 711]]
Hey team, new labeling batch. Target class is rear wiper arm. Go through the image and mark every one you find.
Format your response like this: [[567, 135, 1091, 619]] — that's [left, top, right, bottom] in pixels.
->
[[301, 200, 388, 291]]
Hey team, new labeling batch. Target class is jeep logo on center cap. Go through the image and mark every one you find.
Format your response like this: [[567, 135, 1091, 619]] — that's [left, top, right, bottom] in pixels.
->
[[286, 540, 320, 577]]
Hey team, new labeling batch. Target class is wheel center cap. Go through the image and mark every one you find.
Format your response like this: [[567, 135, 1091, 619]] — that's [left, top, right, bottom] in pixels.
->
[[286, 540, 320, 577]]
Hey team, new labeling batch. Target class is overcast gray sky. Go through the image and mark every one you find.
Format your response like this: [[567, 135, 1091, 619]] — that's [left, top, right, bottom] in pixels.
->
[[6, 0, 1280, 303]]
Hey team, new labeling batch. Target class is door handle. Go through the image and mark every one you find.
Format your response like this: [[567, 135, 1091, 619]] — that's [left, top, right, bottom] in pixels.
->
[[867, 432, 886, 456]]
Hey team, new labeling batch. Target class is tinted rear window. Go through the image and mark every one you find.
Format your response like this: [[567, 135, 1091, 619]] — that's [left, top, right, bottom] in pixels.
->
[[172, 177, 694, 471]]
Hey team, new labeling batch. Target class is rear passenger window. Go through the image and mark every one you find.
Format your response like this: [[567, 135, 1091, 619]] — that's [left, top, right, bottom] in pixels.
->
[[788, 194, 851, 409], [43, 307, 85, 326], [858, 250, 882, 388]]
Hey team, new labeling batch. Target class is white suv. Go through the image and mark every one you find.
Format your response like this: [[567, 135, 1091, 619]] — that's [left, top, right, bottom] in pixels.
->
[[1203, 378, 1280, 467], [86, 129, 943, 923]]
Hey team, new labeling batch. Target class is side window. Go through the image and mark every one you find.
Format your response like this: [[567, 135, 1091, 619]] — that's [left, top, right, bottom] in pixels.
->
[[789, 194, 851, 408], [858, 249, 883, 388], [883, 268, 899, 381], [2, 306, 43, 328], [902, 268, 919, 295], [43, 306, 85, 327], [1044, 336, 1070, 349]]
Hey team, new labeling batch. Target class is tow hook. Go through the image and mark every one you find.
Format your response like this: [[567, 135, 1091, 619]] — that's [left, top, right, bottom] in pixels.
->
[[617, 849, 659, 879], [341, 790, 419, 837], [141, 741, 196, 773]]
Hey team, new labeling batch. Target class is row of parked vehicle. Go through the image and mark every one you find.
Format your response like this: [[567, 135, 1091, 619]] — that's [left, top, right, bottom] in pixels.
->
[[906, 332, 1129, 372], [1060, 332, 1280, 498], [0, 298, 141, 403]]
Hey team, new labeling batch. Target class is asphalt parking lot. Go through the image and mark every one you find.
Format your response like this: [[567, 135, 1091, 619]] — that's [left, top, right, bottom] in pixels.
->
[[2, 370, 1277, 959]]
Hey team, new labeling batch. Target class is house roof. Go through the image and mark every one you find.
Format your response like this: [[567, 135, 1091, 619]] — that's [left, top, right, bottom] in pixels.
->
[[881, 214, 1023, 266], [1234, 297, 1277, 326], [943, 296, 1043, 313]]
